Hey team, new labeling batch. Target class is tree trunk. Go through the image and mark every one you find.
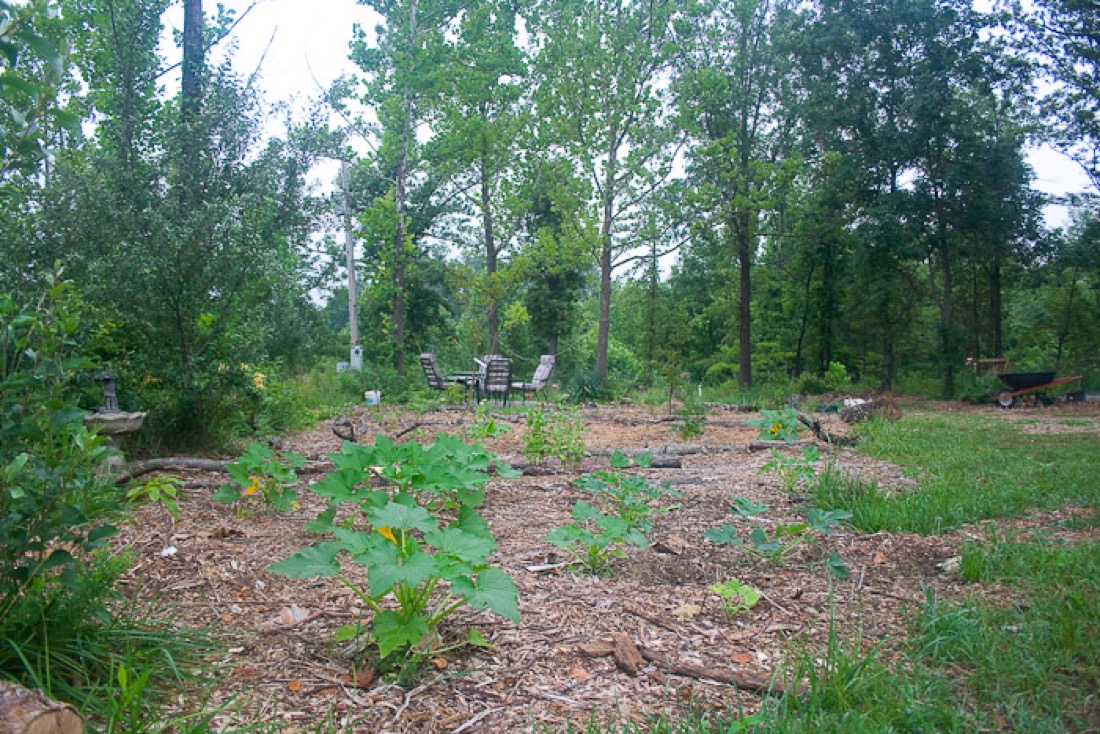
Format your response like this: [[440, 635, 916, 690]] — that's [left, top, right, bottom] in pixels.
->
[[595, 126, 619, 383], [989, 261, 1003, 356], [737, 209, 752, 388], [0, 681, 82, 734], [181, 0, 203, 117], [481, 149, 499, 354]]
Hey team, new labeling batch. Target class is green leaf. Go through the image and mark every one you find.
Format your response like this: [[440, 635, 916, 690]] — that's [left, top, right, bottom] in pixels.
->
[[609, 450, 630, 468], [333, 624, 364, 643], [424, 527, 497, 564], [453, 505, 491, 537], [571, 500, 601, 523], [363, 546, 438, 597], [826, 552, 850, 580], [368, 501, 438, 534], [703, 525, 741, 545], [633, 452, 654, 468], [546, 524, 587, 547], [374, 610, 429, 658], [465, 628, 493, 648], [730, 496, 768, 518], [267, 542, 342, 578], [306, 506, 338, 534], [211, 484, 240, 504], [51, 406, 87, 429], [493, 460, 521, 479], [450, 567, 519, 623]]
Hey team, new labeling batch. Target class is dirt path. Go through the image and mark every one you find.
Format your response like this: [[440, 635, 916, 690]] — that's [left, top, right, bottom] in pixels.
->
[[115, 401, 1100, 732]]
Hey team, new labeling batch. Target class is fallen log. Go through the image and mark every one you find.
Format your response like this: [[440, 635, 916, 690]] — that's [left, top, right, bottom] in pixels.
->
[[748, 439, 816, 452], [0, 681, 82, 734], [577, 639, 804, 696], [113, 457, 228, 483], [796, 413, 859, 447], [507, 454, 683, 474]]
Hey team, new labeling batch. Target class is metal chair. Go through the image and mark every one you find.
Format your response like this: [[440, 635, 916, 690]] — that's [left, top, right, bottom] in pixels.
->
[[419, 353, 474, 397], [512, 355, 555, 399], [481, 356, 513, 405]]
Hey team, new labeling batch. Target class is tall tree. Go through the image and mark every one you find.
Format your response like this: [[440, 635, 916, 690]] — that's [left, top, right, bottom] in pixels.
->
[[429, 0, 527, 354], [351, 0, 458, 375], [530, 0, 680, 381], [675, 0, 800, 388]]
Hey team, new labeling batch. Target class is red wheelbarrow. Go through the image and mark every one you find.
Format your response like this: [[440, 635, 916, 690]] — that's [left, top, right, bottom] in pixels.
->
[[994, 372, 1084, 408]]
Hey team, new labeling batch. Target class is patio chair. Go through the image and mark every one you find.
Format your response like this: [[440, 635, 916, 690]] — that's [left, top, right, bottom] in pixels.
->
[[481, 356, 513, 405], [512, 355, 555, 399], [419, 353, 473, 396]]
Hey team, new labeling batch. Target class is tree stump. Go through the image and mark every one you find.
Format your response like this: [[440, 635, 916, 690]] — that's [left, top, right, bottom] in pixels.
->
[[0, 681, 82, 734]]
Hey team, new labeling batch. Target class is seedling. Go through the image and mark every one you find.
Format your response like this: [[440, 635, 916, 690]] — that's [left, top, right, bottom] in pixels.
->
[[126, 474, 183, 521], [709, 578, 762, 618], [467, 404, 513, 439], [546, 501, 649, 576]]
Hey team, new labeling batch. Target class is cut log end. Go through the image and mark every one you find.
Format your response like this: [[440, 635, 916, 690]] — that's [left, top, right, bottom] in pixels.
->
[[0, 681, 83, 734]]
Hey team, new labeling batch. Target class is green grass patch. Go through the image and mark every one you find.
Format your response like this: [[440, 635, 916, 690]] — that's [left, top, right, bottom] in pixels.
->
[[813, 413, 1098, 534], [914, 537, 1100, 731]]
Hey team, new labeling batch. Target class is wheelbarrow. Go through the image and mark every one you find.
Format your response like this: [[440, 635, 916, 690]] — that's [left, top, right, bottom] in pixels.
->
[[994, 371, 1083, 408]]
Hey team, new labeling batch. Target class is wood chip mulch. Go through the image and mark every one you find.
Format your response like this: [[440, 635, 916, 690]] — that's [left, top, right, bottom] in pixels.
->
[[112, 402, 1100, 732]]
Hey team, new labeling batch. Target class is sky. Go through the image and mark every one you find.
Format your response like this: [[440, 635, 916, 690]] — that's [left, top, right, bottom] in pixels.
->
[[176, 0, 1095, 228]]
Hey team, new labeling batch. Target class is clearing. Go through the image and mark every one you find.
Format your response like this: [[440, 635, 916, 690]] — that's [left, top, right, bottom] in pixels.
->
[[115, 399, 1100, 732]]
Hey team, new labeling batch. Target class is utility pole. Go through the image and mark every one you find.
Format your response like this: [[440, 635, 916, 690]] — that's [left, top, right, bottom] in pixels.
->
[[342, 161, 362, 370]]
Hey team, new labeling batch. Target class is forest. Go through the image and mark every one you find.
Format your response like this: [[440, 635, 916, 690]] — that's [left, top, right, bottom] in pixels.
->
[[0, 0, 1097, 452]]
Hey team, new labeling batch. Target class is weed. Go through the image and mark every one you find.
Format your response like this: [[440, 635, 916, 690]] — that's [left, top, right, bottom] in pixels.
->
[[523, 404, 586, 469], [759, 446, 823, 493], [467, 404, 513, 439], [126, 474, 182, 521]]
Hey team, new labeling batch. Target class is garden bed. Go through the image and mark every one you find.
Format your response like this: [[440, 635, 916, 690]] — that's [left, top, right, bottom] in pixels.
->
[[113, 402, 1100, 732]]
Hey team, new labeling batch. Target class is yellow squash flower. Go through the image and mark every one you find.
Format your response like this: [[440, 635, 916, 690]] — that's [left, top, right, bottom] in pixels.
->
[[377, 526, 398, 544], [245, 476, 261, 496]]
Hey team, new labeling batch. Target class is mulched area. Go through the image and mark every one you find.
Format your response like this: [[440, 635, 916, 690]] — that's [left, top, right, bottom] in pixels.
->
[[114, 400, 1100, 732]]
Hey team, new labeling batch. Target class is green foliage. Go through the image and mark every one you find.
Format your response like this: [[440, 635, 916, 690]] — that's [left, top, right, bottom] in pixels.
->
[[0, 277, 120, 631], [549, 460, 680, 576], [467, 404, 513, 439], [212, 442, 306, 513], [545, 500, 650, 577], [674, 401, 707, 441], [705, 502, 850, 571], [709, 578, 762, 619], [126, 474, 182, 521], [759, 446, 823, 493], [522, 404, 585, 468], [269, 435, 519, 671], [745, 408, 801, 441], [574, 458, 681, 533]]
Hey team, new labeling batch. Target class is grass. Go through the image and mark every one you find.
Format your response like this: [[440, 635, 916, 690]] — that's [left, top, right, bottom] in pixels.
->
[[813, 413, 1098, 533]]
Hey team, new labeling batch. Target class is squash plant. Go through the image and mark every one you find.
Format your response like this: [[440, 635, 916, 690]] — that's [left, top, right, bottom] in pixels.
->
[[269, 435, 520, 662]]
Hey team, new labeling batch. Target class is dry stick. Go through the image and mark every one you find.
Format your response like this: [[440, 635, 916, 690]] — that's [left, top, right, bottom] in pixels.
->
[[637, 646, 807, 696]]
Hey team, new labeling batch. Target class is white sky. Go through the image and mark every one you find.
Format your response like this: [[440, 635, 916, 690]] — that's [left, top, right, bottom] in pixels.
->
[[180, 0, 1094, 229]]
